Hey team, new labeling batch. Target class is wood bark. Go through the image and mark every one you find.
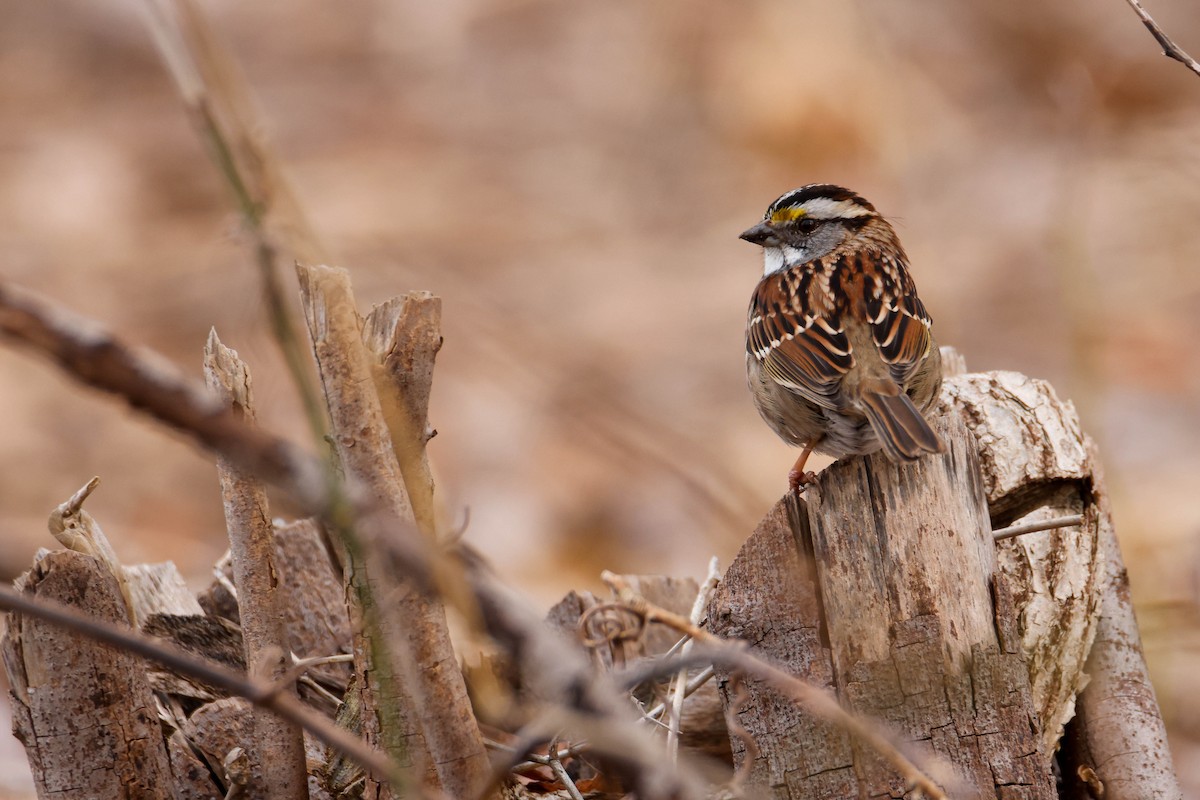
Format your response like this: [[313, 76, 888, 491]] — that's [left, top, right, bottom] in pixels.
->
[[942, 370, 1105, 754], [363, 292, 442, 542], [708, 361, 1179, 798], [1059, 443, 1182, 800], [204, 330, 309, 800], [1, 550, 175, 799], [297, 264, 488, 799], [710, 413, 1053, 799]]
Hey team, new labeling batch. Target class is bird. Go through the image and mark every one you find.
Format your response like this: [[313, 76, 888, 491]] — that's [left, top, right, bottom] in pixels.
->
[[741, 184, 944, 491]]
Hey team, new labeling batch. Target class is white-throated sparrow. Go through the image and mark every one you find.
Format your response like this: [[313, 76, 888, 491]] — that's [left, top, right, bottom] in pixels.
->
[[742, 184, 944, 490]]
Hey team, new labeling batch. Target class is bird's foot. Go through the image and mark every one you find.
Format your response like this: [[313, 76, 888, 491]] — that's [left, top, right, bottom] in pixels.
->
[[788, 469, 818, 494]]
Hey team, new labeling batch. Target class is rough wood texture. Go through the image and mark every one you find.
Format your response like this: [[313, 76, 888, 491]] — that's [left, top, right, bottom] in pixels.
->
[[200, 518, 351, 694], [942, 371, 1106, 755], [707, 501, 855, 794], [204, 330, 309, 800], [1059, 443, 1182, 800], [712, 413, 1052, 798], [125, 562, 204, 618], [271, 519, 352, 683], [1, 550, 175, 799], [298, 264, 488, 798], [710, 364, 1179, 798], [363, 292, 442, 542]]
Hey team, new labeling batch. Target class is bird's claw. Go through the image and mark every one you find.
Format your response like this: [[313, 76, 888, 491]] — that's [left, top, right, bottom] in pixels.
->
[[788, 469, 818, 494]]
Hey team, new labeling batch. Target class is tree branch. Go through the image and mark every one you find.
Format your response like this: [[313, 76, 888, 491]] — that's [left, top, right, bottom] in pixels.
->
[[1121, 0, 1200, 77]]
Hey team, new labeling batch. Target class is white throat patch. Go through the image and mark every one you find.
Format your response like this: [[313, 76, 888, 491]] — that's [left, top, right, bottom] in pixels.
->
[[762, 247, 785, 276], [763, 245, 808, 276]]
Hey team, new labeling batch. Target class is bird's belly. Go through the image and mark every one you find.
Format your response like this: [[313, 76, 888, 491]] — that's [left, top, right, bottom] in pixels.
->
[[748, 358, 882, 458]]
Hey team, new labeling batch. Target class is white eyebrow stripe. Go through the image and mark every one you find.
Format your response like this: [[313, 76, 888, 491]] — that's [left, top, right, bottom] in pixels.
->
[[797, 197, 873, 220]]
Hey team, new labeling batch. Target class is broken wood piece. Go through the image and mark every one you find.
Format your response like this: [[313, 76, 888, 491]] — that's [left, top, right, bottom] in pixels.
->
[[943, 372, 1106, 755], [46, 476, 137, 626], [711, 411, 1052, 798], [1, 550, 175, 798], [363, 292, 443, 542], [1059, 442, 1183, 800], [298, 263, 488, 798], [205, 329, 308, 800]]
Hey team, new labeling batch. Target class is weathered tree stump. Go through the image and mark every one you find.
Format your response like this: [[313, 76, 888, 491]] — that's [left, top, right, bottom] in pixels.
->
[[2, 550, 176, 799], [707, 362, 1180, 799]]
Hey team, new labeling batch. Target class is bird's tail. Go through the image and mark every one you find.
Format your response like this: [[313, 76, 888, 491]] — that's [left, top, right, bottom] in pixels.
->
[[860, 385, 944, 463]]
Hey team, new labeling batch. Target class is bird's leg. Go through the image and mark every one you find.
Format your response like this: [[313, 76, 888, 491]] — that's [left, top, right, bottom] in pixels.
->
[[788, 441, 819, 493]]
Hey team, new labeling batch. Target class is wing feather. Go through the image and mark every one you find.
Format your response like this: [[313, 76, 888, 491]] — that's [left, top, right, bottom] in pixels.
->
[[747, 275, 852, 410], [867, 258, 934, 387]]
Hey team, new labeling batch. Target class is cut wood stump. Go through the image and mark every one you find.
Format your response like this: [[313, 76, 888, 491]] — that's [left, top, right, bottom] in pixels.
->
[[707, 356, 1181, 799], [1, 550, 176, 799]]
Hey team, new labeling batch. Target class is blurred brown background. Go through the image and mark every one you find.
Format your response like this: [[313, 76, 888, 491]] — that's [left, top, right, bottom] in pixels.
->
[[2, 0, 1199, 794]]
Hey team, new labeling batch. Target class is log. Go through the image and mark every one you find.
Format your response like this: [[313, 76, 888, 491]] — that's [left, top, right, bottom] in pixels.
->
[[942, 371, 1105, 754], [1, 550, 176, 799], [1059, 444, 1182, 800]]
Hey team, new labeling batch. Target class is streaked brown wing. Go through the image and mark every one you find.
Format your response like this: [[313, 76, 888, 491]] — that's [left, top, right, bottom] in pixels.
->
[[747, 276, 852, 410], [864, 257, 934, 387]]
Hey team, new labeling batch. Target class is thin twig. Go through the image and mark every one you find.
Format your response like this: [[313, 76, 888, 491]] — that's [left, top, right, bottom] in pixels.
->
[[1121, 0, 1200, 77], [993, 514, 1083, 541], [645, 667, 716, 723], [666, 558, 720, 761], [0, 583, 406, 788], [508, 742, 590, 773], [270, 652, 355, 700], [546, 735, 586, 800], [601, 571, 954, 800], [205, 331, 307, 799], [724, 672, 759, 792]]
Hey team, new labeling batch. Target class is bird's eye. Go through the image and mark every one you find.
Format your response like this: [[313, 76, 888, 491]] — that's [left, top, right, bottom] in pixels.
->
[[797, 218, 820, 234]]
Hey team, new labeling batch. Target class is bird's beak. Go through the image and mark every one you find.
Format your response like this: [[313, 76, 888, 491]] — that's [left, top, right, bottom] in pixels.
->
[[739, 221, 778, 246]]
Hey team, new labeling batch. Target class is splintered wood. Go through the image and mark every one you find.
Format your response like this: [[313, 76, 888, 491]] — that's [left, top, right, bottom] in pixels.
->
[[2, 551, 176, 799], [706, 363, 1178, 799], [710, 415, 1052, 799]]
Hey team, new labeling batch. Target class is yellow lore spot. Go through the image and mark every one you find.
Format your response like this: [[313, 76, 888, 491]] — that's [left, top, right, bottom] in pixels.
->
[[768, 206, 807, 224]]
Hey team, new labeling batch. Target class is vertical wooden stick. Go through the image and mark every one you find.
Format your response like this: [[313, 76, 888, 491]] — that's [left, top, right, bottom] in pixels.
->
[[803, 414, 1052, 798], [204, 330, 309, 800], [297, 264, 488, 798]]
